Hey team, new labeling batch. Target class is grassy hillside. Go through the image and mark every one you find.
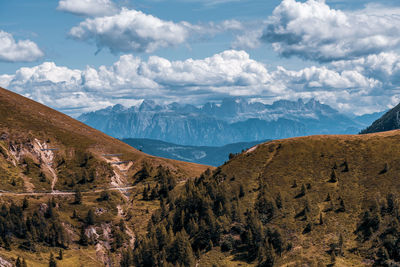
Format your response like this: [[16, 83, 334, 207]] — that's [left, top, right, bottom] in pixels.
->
[[0, 87, 210, 266], [0, 87, 207, 182], [127, 130, 400, 266]]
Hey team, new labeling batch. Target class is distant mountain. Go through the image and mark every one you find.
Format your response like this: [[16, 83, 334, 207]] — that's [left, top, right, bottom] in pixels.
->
[[353, 111, 386, 126], [122, 138, 267, 166], [79, 98, 382, 146], [361, 104, 400, 134]]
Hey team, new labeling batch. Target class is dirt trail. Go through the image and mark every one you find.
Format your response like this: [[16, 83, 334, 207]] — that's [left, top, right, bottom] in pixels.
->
[[0, 185, 135, 197]]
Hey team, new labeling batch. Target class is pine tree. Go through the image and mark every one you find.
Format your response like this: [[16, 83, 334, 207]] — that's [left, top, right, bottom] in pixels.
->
[[143, 184, 150, 200], [239, 184, 245, 198], [16, 257, 22, 267], [380, 163, 389, 174], [45, 199, 54, 219], [319, 213, 324, 225], [49, 252, 57, 267], [330, 251, 336, 264], [258, 245, 275, 267], [329, 169, 337, 183], [58, 249, 63, 260], [39, 171, 47, 182], [22, 197, 29, 210], [303, 222, 312, 234], [171, 230, 195, 266], [74, 189, 82, 204], [120, 249, 132, 267], [296, 184, 306, 198], [342, 161, 349, 172], [86, 209, 95, 225], [338, 234, 344, 256], [325, 193, 331, 201], [72, 209, 77, 219], [337, 199, 345, 212], [79, 225, 88, 246], [376, 247, 389, 265], [275, 192, 282, 209]]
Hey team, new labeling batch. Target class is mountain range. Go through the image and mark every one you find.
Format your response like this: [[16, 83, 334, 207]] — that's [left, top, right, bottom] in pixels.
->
[[79, 98, 384, 146], [122, 138, 267, 166]]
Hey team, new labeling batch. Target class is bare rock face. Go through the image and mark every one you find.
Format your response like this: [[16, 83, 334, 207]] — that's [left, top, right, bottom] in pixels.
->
[[0, 256, 12, 267], [0, 133, 8, 140]]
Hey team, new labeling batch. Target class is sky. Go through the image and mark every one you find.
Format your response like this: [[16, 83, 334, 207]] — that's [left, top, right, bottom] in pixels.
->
[[1, 0, 400, 117]]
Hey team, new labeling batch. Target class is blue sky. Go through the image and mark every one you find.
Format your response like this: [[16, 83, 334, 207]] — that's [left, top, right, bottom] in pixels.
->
[[1, 0, 400, 116]]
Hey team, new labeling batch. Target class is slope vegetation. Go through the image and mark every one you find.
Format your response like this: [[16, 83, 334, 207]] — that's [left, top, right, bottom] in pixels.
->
[[361, 102, 400, 134], [128, 130, 400, 266]]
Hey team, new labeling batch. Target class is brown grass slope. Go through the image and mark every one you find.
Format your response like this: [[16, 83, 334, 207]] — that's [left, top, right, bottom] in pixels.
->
[[0, 87, 208, 185], [210, 130, 400, 266], [0, 87, 210, 266]]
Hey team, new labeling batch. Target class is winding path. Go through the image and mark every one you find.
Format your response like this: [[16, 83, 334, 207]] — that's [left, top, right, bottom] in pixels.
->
[[0, 186, 136, 196]]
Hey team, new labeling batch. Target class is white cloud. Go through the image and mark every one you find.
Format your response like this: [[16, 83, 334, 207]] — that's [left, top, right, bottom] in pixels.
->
[[141, 50, 271, 87], [273, 65, 379, 91], [69, 8, 195, 53], [57, 0, 118, 16], [0, 30, 44, 62], [68, 8, 243, 54], [332, 52, 400, 85], [262, 0, 400, 62], [232, 28, 263, 50], [1, 50, 398, 116]]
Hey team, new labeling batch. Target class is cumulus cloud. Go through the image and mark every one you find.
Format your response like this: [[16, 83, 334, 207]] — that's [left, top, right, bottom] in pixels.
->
[[69, 8, 244, 54], [1, 50, 272, 115], [0, 30, 44, 62], [69, 8, 196, 53], [332, 52, 400, 85], [232, 27, 263, 50], [57, 0, 118, 16], [262, 0, 400, 62], [1, 50, 397, 116]]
